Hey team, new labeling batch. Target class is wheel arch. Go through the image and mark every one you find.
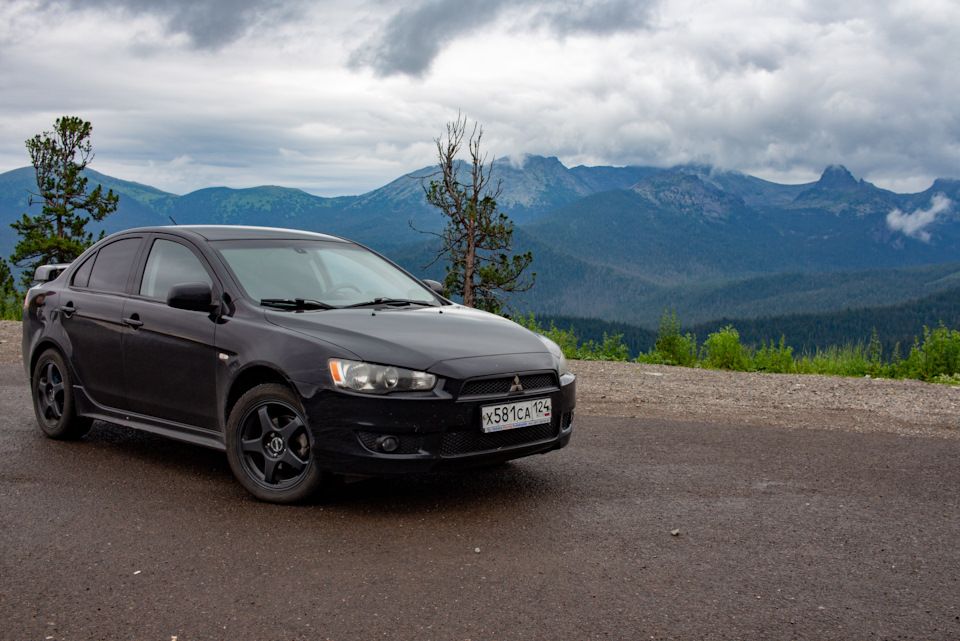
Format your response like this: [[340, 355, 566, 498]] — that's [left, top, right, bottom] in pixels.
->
[[29, 339, 70, 384], [224, 365, 298, 428]]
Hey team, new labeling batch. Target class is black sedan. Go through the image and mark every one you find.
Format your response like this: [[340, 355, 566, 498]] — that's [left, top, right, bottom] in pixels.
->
[[22, 226, 575, 503]]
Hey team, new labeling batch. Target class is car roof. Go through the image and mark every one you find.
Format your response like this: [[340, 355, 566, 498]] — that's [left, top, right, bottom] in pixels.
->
[[113, 225, 349, 243]]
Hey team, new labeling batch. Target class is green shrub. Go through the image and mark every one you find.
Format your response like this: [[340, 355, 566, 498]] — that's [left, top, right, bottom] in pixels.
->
[[701, 325, 748, 371], [897, 324, 960, 381], [0, 294, 22, 321], [753, 336, 794, 373], [578, 333, 630, 361], [644, 308, 697, 367], [931, 373, 960, 385], [794, 344, 871, 377], [0, 278, 22, 321]]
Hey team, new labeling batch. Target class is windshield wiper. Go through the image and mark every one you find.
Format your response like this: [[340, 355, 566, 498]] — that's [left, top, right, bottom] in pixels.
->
[[260, 298, 335, 311], [341, 298, 431, 308]]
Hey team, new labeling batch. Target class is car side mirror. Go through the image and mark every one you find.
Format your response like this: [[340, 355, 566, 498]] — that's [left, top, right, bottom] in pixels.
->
[[33, 264, 70, 283], [167, 282, 218, 312], [423, 279, 445, 296]]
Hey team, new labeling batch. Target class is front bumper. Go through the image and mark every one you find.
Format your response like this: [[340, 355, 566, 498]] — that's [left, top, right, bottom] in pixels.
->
[[301, 373, 576, 476]]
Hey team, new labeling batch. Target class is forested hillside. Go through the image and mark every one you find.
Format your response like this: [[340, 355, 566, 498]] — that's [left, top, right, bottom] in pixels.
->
[[2, 158, 958, 344], [538, 286, 960, 359], [688, 286, 960, 356]]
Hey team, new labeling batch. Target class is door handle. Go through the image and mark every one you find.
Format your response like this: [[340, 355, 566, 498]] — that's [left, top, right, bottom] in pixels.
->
[[59, 303, 76, 318], [123, 315, 143, 329]]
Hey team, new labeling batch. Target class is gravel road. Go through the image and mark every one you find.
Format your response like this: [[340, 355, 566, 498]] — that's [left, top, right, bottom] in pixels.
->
[[4, 321, 960, 639]]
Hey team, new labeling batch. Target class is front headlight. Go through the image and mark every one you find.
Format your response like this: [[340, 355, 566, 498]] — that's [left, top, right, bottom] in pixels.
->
[[536, 334, 569, 376], [329, 359, 437, 394]]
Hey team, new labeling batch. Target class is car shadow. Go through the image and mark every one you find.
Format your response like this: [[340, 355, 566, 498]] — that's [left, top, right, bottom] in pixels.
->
[[323, 460, 567, 513], [77, 420, 571, 514]]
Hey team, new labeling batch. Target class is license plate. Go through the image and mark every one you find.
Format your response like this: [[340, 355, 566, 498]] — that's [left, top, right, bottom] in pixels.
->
[[481, 398, 552, 433]]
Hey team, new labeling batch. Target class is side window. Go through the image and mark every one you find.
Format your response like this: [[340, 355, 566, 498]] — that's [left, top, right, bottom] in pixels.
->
[[87, 238, 142, 294], [71, 254, 95, 288], [139, 239, 213, 301]]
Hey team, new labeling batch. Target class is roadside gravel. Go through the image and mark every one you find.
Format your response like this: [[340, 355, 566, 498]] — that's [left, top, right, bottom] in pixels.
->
[[7, 320, 957, 439], [1, 321, 21, 369], [572, 359, 960, 439]]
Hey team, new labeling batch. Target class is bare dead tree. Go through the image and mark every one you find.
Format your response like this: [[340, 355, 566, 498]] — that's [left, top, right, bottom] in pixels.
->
[[414, 114, 533, 313]]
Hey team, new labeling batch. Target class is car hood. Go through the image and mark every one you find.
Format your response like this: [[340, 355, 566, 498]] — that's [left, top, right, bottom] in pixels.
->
[[264, 305, 551, 373]]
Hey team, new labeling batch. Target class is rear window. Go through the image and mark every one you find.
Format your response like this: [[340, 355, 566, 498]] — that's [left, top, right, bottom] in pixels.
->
[[86, 238, 142, 294], [70, 254, 95, 288]]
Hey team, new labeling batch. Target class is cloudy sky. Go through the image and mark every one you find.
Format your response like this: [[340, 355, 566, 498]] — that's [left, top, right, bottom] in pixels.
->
[[1, 0, 957, 196]]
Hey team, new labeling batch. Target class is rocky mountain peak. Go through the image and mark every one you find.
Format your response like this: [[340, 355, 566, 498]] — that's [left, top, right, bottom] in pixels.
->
[[816, 165, 858, 190], [631, 171, 745, 220]]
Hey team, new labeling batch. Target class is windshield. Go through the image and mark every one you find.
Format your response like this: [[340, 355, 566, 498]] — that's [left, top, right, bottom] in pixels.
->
[[212, 239, 438, 308]]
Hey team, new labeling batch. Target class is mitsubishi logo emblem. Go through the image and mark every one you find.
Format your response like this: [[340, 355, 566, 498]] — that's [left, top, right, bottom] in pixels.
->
[[509, 375, 524, 393]]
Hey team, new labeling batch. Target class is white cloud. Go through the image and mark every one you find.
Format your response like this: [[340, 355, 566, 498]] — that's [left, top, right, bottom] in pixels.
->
[[0, 0, 959, 195], [886, 194, 953, 242]]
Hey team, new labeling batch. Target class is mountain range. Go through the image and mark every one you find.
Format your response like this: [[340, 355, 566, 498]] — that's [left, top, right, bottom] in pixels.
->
[[1, 156, 958, 330]]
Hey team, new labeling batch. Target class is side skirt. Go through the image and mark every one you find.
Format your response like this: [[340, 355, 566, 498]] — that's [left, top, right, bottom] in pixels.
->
[[73, 385, 226, 451]]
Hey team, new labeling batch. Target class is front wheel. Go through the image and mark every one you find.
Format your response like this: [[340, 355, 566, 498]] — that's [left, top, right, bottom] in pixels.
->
[[225, 384, 323, 503], [31, 349, 93, 440]]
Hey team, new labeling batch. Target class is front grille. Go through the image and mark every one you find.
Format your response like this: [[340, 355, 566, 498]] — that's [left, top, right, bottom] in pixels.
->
[[459, 373, 556, 397], [440, 418, 560, 457]]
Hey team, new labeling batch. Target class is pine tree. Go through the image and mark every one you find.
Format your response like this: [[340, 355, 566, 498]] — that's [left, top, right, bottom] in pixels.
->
[[10, 116, 118, 287]]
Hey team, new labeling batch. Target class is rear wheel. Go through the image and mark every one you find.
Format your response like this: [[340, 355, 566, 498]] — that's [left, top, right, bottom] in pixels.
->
[[225, 384, 323, 503], [31, 349, 92, 440]]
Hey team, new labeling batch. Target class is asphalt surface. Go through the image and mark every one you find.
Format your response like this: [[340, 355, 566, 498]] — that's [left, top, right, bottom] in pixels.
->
[[2, 363, 959, 641]]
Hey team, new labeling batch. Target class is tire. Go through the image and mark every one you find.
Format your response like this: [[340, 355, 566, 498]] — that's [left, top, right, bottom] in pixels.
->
[[225, 384, 323, 504], [31, 348, 93, 440]]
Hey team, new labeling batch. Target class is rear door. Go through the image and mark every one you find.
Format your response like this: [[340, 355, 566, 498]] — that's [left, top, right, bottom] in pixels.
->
[[60, 236, 145, 410], [121, 235, 220, 429]]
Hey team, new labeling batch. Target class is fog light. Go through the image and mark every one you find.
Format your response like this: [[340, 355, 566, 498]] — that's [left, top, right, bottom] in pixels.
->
[[376, 435, 400, 453]]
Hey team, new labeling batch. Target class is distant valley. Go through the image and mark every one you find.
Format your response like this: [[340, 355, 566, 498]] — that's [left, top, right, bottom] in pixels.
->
[[2, 156, 958, 347]]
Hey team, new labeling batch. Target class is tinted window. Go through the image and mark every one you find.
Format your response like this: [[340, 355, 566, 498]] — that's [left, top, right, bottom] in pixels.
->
[[87, 238, 141, 294], [70, 254, 95, 288], [140, 239, 213, 300]]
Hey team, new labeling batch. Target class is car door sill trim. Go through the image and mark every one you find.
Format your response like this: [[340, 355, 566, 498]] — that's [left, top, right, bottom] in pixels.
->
[[73, 387, 225, 451]]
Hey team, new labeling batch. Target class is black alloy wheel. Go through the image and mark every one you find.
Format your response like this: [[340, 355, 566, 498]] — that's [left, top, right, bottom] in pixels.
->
[[31, 349, 92, 440], [225, 384, 323, 503]]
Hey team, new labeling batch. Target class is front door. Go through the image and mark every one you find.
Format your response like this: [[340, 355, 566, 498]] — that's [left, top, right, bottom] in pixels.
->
[[121, 237, 219, 429]]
